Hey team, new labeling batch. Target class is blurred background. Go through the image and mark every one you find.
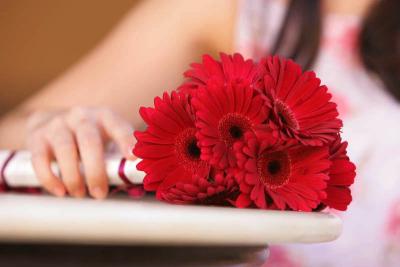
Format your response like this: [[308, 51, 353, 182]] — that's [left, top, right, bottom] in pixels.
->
[[0, 0, 139, 117], [1, 1, 399, 266]]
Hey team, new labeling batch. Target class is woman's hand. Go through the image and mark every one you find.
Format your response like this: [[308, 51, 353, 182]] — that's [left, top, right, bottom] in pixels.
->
[[26, 107, 136, 199]]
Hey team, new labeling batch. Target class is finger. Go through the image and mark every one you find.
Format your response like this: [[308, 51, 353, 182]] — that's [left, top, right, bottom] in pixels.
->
[[28, 133, 66, 197], [46, 120, 85, 198], [100, 109, 136, 159], [75, 122, 108, 199]]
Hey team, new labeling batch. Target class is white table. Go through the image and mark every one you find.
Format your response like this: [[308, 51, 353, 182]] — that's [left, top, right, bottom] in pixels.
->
[[0, 194, 342, 266]]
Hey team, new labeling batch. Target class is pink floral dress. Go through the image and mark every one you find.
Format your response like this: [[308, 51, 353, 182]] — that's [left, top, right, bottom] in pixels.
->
[[235, 1, 400, 266]]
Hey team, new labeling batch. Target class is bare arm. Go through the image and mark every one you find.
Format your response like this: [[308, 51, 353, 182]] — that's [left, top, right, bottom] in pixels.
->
[[0, 0, 237, 149]]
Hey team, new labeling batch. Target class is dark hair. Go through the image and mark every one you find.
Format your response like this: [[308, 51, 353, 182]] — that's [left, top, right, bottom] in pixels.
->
[[271, 0, 400, 101]]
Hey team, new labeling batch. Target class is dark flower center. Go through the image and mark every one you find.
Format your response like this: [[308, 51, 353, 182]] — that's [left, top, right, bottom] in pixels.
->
[[267, 159, 281, 175], [218, 113, 252, 146], [187, 139, 201, 159], [229, 125, 243, 139], [275, 100, 299, 130], [175, 128, 204, 173], [174, 128, 209, 177], [257, 151, 291, 189]]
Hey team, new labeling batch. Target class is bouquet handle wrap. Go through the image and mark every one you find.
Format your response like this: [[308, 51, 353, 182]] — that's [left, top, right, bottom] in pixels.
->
[[0, 150, 144, 189]]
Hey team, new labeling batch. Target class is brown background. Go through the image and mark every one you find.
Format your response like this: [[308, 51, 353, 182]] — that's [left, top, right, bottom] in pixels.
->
[[0, 0, 139, 116]]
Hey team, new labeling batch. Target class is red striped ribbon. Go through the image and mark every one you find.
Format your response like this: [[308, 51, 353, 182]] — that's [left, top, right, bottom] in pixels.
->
[[116, 158, 145, 198], [0, 151, 16, 191], [0, 151, 41, 194]]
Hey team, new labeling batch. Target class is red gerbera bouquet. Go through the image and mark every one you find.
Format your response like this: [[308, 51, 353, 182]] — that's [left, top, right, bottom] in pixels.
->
[[133, 53, 356, 212]]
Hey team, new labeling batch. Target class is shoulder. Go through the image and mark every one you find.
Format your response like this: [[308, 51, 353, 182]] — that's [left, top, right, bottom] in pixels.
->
[[188, 0, 239, 53], [142, 0, 238, 53]]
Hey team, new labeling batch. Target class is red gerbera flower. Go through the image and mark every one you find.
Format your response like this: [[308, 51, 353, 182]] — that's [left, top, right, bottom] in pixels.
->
[[323, 136, 356, 211], [191, 79, 268, 169], [178, 53, 259, 96], [257, 55, 342, 146], [160, 169, 239, 205], [232, 130, 331, 211], [133, 91, 209, 199]]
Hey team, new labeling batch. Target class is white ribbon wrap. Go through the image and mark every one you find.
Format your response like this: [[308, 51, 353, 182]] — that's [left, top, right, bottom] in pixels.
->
[[0, 150, 145, 187]]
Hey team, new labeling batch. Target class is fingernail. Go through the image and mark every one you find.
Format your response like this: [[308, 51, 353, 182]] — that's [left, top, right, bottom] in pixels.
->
[[92, 187, 106, 199], [54, 187, 65, 197]]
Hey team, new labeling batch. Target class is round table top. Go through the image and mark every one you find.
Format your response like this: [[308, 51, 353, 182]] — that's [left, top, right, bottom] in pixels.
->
[[0, 194, 342, 246]]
